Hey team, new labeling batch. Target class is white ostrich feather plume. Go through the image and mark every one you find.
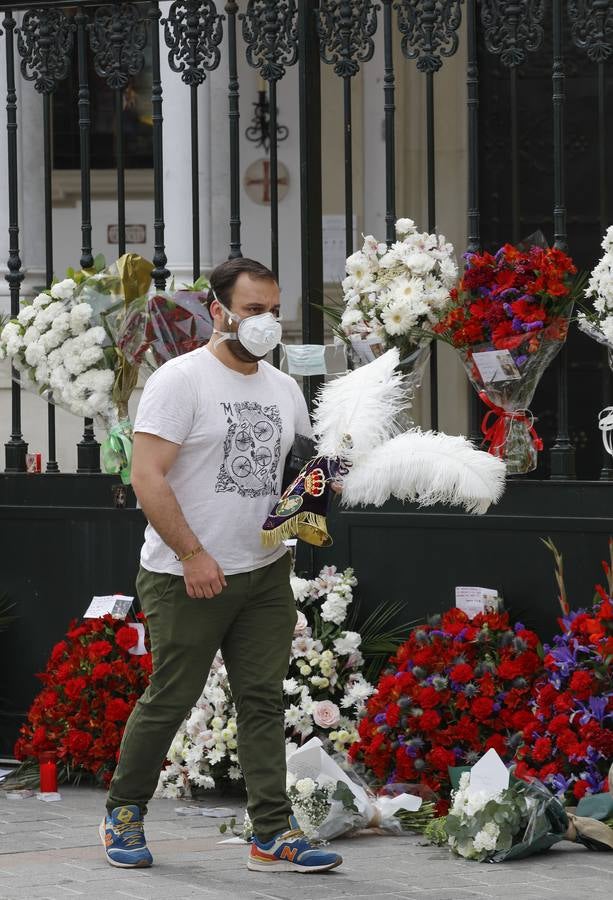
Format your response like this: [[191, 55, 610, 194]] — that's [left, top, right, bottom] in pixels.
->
[[340, 429, 506, 515], [313, 348, 405, 462]]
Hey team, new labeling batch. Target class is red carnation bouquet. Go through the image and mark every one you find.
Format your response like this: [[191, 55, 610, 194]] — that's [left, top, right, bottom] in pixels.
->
[[433, 236, 579, 473], [13, 614, 151, 786], [514, 542, 613, 802], [108, 277, 213, 374], [349, 608, 542, 814]]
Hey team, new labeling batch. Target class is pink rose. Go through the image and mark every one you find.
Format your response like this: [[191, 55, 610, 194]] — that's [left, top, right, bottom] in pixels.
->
[[312, 700, 340, 729], [294, 611, 309, 636]]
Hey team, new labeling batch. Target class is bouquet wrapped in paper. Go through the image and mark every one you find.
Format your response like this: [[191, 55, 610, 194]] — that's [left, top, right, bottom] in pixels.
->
[[433, 236, 578, 474], [427, 749, 613, 862], [111, 277, 213, 374], [577, 225, 613, 456]]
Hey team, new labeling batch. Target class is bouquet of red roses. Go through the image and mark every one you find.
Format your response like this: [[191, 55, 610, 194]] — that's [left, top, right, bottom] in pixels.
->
[[433, 238, 578, 473], [13, 614, 151, 785], [514, 549, 613, 803], [112, 279, 213, 373], [349, 608, 542, 814]]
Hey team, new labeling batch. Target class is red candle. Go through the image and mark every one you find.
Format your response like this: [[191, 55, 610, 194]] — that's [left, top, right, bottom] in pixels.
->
[[39, 752, 58, 793]]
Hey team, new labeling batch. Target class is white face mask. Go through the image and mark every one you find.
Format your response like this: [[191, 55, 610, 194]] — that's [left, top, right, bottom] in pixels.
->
[[281, 343, 328, 376], [213, 295, 282, 358]]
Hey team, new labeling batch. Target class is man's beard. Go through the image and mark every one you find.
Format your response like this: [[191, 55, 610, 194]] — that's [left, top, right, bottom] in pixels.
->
[[225, 336, 263, 364]]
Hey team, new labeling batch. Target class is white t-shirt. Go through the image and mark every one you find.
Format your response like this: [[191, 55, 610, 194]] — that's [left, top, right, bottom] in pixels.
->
[[134, 347, 312, 576]]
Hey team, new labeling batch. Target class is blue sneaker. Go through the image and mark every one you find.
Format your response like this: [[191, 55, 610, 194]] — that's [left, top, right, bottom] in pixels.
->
[[99, 805, 153, 868], [248, 815, 342, 873]]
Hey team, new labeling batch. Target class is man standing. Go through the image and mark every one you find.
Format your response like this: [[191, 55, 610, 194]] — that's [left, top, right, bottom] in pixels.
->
[[100, 258, 342, 874]]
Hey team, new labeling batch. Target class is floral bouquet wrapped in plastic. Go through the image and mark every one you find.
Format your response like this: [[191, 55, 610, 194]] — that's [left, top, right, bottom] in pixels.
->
[[433, 236, 578, 474], [577, 225, 613, 456], [427, 749, 613, 862], [111, 276, 213, 374], [0, 255, 152, 484], [329, 217, 458, 421], [282, 736, 434, 841]]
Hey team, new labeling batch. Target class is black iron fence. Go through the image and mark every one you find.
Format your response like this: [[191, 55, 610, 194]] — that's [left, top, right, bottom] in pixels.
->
[[0, 0, 612, 479]]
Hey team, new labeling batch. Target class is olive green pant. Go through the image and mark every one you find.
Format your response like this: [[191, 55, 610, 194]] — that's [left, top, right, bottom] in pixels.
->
[[106, 553, 296, 842]]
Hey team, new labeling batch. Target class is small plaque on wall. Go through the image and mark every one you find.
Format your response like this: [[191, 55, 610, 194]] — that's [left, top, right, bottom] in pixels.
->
[[107, 224, 147, 244]]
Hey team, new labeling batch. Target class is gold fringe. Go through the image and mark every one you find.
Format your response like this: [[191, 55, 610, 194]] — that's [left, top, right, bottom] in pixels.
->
[[261, 512, 332, 548]]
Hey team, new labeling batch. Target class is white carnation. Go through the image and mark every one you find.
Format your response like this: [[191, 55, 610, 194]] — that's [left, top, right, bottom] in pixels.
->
[[50, 278, 77, 300], [17, 305, 37, 326], [473, 823, 500, 853], [32, 292, 51, 309], [70, 302, 93, 334], [333, 630, 361, 655]]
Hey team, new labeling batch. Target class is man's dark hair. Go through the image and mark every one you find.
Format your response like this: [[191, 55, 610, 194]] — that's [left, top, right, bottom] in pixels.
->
[[207, 258, 277, 312]]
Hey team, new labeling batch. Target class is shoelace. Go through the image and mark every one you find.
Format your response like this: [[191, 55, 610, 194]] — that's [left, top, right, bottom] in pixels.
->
[[281, 826, 306, 843], [114, 820, 145, 848]]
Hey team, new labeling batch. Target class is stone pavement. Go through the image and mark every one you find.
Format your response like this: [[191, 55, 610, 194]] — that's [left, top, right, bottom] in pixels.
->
[[1, 785, 613, 900]]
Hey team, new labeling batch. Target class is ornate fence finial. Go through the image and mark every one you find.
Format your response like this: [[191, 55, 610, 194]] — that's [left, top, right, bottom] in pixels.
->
[[317, 0, 379, 78], [89, 3, 147, 90], [394, 0, 463, 72], [480, 0, 545, 67], [17, 8, 75, 93], [163, 0, 224, 86], [240, 0, 298, 83], [568, 0, 613, 63]]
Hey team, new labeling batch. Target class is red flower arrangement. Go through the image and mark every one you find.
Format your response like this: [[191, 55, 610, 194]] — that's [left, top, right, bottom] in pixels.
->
[[14, 614, 151, 785], [514, 547, 613, 803], [433, 241, 579, 474], [349, 608, 542, 814], [434, 243, 576, 352]]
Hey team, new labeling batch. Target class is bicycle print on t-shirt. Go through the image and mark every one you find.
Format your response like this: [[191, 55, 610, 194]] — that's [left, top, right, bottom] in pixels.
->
[[215, 401, 282, 498]]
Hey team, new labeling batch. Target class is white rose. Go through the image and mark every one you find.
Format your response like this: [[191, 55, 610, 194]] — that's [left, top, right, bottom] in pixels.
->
[[295, 777, 316, 797]]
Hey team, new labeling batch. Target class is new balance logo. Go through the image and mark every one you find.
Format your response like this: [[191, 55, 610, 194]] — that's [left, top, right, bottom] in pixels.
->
[[280, 846, 298, 862]]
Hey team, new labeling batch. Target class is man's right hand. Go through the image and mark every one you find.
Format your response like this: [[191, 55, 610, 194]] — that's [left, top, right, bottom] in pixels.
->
[[183, 551, 227, 599]]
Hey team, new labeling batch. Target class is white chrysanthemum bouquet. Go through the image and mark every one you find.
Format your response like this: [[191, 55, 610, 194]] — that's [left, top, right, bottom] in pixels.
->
[[0, 255, 152, 427], [579, 225, 613, 349], [340, 217, 458, 366], [156, 566, 374, 800], [0, 274, 117, 424], [577, 226, 613, 456]]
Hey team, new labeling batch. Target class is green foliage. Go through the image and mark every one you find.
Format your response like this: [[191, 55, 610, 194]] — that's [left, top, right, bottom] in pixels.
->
[[425, 815, 449, 846], [346, 598, 422, 683]]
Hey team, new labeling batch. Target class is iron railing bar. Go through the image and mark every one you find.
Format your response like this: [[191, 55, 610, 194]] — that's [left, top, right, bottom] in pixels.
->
[[43, 91, 59, 473], [549, 0, 575, 480], [343, 75, 353, 257], [298, 0, 323, 412], [3, 8, 27, 473], [75, 6, 101, 474], [382, 0, 396, 248], [597, 60, 612, 479], [425, 69, 437, 432], [226, 1, 241, 259], [149, 0, 168, 291], [466, 0, 481, 443], [115, 87, 126, 257], [190, 83, 200, 282], [269, 77, 281, 369], [269, 78, 279, 278], [509, 65, 520, 244]]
